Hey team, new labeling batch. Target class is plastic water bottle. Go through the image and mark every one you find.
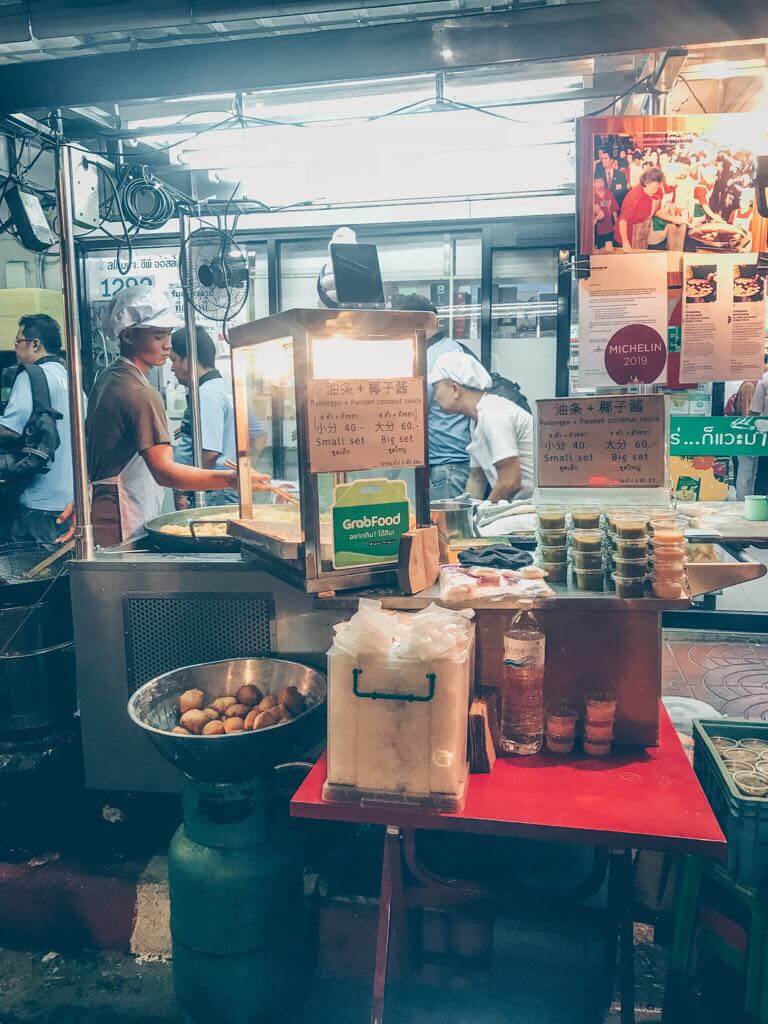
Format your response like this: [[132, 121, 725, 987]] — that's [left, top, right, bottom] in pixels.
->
[[500, 601, 545, 755]]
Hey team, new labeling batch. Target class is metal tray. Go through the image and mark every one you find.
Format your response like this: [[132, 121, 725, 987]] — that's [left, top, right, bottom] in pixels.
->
[[145, 505, 240, 554]]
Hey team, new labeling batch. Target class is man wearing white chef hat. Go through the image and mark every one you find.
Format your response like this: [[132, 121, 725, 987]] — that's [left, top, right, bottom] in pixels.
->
[[78, 284, 270, 547], [428, 350, 535, 502]]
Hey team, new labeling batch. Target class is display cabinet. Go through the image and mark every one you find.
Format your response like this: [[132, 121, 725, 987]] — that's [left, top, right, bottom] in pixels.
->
[[227, 308, 434, 593]]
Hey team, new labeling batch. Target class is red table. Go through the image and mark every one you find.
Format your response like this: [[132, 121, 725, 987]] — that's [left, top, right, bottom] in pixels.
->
[[292, 709, 725, 1023]]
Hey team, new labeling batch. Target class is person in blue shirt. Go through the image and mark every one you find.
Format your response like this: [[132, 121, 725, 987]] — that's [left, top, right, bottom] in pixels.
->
[[169, 326, 267, 508], [0, 314, 83, 545], [391, 293, 472, 499]]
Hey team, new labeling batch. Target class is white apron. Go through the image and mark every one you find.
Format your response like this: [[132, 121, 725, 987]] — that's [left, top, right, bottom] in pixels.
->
[[91, 358, 165, 542], [92, 452, 165, 543]]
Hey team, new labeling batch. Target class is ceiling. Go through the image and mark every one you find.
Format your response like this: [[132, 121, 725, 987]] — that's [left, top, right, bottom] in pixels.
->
[[0, 0, 585, 64]]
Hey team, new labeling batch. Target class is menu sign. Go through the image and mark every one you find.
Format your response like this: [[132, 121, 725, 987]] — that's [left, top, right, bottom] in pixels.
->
[[681, 254, 766, 383], [537, 395, 666, 488], [307, 377, 425, 473]]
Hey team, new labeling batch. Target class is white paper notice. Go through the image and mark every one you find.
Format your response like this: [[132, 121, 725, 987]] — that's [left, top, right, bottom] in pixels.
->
[[681, 254, 766, 384], [578, 253, 669, 389]]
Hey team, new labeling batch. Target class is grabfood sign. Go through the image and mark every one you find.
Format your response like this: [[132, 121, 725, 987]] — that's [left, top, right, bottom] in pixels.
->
[[332, 502, 409, 569]]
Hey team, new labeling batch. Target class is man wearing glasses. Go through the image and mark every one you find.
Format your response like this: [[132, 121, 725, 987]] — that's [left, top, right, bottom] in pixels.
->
[[0, 315, 79, 544]]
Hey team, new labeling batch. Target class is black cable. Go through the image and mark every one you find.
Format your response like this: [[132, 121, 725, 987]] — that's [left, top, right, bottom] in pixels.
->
[[120, 166, 175, 230], [101, 167, 133, 275]]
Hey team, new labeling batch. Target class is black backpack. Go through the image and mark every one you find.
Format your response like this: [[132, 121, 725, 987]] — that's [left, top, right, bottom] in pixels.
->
[[0, 362, 62, 500], [454, 342, 532, 415]]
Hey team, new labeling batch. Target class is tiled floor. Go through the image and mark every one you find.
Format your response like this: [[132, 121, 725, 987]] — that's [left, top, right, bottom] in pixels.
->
[[663, 632, 768, 717]]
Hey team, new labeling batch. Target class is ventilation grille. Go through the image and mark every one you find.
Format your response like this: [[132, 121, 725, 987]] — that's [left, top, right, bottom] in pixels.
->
[[124, 592, 274, 691]]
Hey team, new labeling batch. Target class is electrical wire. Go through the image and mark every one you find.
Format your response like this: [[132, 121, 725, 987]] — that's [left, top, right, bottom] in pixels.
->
[[101, 167, 134, 275], [119, 166, 175, 230]]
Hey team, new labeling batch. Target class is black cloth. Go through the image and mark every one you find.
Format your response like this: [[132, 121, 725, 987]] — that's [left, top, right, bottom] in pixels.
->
[[458, 544, 533, 571]]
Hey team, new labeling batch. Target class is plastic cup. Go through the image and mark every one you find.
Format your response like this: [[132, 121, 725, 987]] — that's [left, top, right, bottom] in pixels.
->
[[612, 538, 649, 559], [652, 576, 687, 599], [754, 763, 768, 783], [537, 527, 568, 546], [546, 735, 575, 754], [570, 529, 604, 552], [613, 573, 646, 598], [723, 747, 760, 766], [732, 771, 768, 797], [571, 549, 604, 570], [538, 543, 569, 563], [711, 736, 739, 752], [584, 720, 613, 742], [536, 559, 568, 583], [651, 559, 687, 575], [740, 738, 768, 752], [613, 517, 648, 539], [571, 508, 602, 530], [585, 692, 617, 726], [652, 525, 686, 545], [536, 506, 567, 531], [583, 737, 612, 757], [572, 567, 605, 591], [614, 556, 648, 579], [546, 708, 578, 741]]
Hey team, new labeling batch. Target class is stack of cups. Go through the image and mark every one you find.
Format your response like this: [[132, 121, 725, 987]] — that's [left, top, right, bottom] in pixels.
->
[[649, 515, 688, 599], [545, 706, 578, 754], [535, 506, 568, 583], [609, 513, 650, 598], [583, 692, 618, 756], [570, 528, 605, 591]]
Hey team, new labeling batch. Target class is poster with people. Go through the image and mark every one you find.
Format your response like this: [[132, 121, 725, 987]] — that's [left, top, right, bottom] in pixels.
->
[[577, 114, 768, 256]]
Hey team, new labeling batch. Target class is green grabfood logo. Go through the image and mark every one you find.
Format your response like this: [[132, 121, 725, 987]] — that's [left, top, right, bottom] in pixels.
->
[[332, 501, 409, 568]]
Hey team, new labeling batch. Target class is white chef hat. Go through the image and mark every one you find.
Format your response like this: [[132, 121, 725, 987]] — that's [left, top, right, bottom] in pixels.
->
[[103, 284, 184, 338], [428, 350, 492, 391]]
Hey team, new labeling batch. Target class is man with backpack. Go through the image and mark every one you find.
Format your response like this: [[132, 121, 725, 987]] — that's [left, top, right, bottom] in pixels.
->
[[0, 315, 80, 545]]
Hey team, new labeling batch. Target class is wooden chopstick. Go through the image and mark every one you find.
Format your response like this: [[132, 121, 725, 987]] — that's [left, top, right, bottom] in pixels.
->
[[24, 539, 75, 579], [223, 459, 299, 505]]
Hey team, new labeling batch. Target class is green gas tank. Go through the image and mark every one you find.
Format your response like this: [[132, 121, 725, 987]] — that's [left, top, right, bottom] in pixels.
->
[[170, 779, 309, 1024], [127, 658, 327, 1024]]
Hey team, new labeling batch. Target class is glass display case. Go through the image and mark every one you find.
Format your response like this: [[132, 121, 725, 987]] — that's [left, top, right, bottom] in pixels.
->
[[227, 308, 434, 593]]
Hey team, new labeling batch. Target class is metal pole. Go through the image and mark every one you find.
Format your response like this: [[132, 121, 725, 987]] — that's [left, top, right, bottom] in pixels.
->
[[178, 210, 205, 507], [54, 135, 94, 560]]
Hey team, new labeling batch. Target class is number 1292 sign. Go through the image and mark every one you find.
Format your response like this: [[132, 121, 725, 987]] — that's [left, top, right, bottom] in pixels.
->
[[307, 377, 426, 474]]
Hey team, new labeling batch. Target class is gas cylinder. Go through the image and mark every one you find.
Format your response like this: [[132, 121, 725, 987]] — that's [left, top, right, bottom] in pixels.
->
[[168, 778, 309, 1024]]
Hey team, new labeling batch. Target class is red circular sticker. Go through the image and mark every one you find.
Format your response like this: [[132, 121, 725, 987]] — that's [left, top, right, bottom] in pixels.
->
[[604, 324, 667, 385]]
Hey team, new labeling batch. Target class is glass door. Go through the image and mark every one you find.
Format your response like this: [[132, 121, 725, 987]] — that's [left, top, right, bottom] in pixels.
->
[[490, 248, 559, 406]]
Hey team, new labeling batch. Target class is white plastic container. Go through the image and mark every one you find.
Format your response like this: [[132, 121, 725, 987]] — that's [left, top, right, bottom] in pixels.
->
[[325, 601, 475, 810]]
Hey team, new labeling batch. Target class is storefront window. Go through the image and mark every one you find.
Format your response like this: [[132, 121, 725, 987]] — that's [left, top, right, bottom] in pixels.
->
[[279, 231, 481, 355], [490, 248, 559, 406]]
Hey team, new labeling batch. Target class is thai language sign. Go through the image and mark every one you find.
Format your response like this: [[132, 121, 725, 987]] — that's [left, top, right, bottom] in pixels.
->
[[670, 415, 768, 457], [307, 377, 425, 473], [537, 394, 666, 488]]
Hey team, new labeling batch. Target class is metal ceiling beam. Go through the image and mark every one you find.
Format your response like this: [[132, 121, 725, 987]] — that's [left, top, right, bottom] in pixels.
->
[[0, 0, 767, 114], [0, 3, 29, 44]]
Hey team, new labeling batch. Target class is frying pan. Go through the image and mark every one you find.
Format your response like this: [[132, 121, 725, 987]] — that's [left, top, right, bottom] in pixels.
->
[[144, 504, 241, 554]]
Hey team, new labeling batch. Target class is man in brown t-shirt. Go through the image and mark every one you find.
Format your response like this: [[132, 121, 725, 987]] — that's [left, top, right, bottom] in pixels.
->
[[84, 286, 269, 547]]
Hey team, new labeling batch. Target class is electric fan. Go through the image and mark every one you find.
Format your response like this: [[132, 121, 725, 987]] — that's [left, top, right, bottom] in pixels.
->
[[179, 226, 250, 322]]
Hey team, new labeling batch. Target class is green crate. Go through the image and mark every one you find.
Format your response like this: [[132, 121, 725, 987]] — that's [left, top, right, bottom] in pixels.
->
[[693, 718, 768, 889]]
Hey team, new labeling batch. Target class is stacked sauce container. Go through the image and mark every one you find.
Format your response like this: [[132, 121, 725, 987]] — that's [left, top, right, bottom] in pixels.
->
[[608, 512, 649, 598], [649, 515, 688, 598], [535, 506, 568, 583]]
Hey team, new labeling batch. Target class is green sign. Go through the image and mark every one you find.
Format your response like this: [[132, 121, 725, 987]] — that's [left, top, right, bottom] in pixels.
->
[[670, 416, 768, 457], [332, 478, 410, 569]]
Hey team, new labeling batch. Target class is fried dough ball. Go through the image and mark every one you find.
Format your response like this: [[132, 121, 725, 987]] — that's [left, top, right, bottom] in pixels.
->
[[202, 719, 226, 736], [179, 709, 208, 735], [253, 709, 281, 730], [258, 693, 278, 712], [201, 708, 220, 723], [244, 708, 260, 731], [223, 716, 245, 733], [211, 696, 238, 714], [224, 704, 250, 719], [279, 686, 304, 716], [172, 726, 192, 735], [178, 689, 206, 715], [236, 684, 263, 707]]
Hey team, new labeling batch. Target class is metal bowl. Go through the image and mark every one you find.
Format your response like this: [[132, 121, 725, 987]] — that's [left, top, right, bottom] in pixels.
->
[[128, 657, 326, 782]]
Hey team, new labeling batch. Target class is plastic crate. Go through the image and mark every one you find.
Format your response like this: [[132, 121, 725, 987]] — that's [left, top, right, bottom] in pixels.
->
[[693, 717, 768, 889]]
